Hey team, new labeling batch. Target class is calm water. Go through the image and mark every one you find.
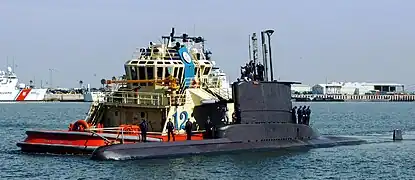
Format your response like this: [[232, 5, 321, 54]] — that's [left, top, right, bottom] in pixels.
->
[[1, 102, 415, 180]]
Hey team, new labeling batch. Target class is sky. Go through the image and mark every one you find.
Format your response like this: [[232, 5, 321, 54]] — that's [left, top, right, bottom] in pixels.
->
[[1, 0, 415, 89]]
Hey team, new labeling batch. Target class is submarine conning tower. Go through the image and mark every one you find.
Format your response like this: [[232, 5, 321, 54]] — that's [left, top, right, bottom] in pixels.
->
[[216, 29, 319, 142], [217, 81, 319, 142]]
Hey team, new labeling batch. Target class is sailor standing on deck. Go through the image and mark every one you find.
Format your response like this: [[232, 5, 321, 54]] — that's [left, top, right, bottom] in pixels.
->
[[291, 106, 297, 124], [139, 119, 148, 142], [185, 118, 193, 140], [166, 118, 175, 141], [205, 117, 214, 139], [297, 106, 303, 124], [301, 106, 307, 124], [305, 106, 311, 125]]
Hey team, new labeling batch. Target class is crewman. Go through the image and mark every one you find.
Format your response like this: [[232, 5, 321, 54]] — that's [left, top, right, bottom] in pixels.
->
[[139, 119, 148, 142], [205, 117, 214, 139], [305, 106, 311, 125], [297, 106, 303, 124], [301, 106, 307, 124], [166, 118, 175, 141], [220, 105, 229, 124], [291, 106, 297, 123], [185, 118, 193, 140]]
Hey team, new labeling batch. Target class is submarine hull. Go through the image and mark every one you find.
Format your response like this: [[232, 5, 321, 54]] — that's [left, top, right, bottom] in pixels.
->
[[91, 136, 364, 160]]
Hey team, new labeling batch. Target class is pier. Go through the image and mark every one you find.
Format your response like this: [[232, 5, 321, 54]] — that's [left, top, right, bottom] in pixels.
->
[[292, 94, 415, 102], [44, 94, 84, 102]]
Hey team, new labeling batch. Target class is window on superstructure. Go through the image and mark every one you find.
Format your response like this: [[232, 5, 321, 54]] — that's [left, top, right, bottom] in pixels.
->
[[178, 67, 183, 82], [203, 67, 211, 75], [131, 66, 138, 86], [194, 68, 198, 76], [173, 67, 178, 78], [196, 53, 201, 60], [157, 67, 163, 80], [124, 66, 130, 80], [138, 67, 146, 86], [130, 67, 138, 80], [165, 67, 171, 78], [147, 67, 154, 86]]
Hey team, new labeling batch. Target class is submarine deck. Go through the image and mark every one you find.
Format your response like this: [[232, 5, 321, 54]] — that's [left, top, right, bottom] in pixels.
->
[[91, 135, 365, 160]]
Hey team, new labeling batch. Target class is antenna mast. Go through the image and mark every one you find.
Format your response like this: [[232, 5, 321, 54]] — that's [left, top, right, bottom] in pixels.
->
[[248, 35, 252, 61], [251, 33, 258, 65], [251, 33, 258, 78]]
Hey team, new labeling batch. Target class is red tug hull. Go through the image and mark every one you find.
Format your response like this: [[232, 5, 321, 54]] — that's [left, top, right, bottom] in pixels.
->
[[17, 130, 204, 154]]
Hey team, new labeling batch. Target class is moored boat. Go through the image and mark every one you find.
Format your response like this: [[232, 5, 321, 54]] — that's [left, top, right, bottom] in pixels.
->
[[0, 67, 47, 102], [17, 28, 232, 154]]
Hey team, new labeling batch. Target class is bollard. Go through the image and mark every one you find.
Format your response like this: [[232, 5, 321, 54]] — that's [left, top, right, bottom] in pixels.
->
[[393, 129, 403, 141]]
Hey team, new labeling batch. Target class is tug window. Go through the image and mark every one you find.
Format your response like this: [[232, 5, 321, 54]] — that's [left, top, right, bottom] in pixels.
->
[[173, 67, 178, 78], [130, 67, 138, 80], [178, 67, 183, 82], [147, 67, 154, 86], [138, 67, 146, 86], [157, 67, 163, 79], [165, 67, 171, 78], [203, 67, 211, 75]]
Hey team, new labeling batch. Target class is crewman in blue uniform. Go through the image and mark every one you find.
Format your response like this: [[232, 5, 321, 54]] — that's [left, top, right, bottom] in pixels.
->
[[166, 118, 175, 141], [185, 118, 193, 140], [139, 119, 148, 142], [297, 106, 303, 124], [305, 106, 311, 125]]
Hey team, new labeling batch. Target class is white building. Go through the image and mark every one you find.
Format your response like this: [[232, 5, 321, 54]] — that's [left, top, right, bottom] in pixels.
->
[[311, 82, 404, 95], [291, 84, 312, 94]]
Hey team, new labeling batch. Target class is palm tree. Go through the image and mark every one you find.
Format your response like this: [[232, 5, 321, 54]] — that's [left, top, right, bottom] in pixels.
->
[[100, 79, 106, 88], [79, 80, 83, 88]]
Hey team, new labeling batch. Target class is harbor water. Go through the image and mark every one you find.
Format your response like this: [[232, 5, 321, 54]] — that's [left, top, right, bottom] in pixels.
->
[[1, 102, 415, 179]]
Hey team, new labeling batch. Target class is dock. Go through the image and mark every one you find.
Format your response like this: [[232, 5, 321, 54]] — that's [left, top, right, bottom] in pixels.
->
[[44, 94, 84, 102], [292, 94, 415, 102]]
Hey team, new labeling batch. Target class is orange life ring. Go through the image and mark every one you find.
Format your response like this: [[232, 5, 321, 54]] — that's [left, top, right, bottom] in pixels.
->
[[70, 119, 90, 132]]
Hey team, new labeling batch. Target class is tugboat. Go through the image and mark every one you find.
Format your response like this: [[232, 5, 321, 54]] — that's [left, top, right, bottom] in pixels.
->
[[90, 30, 366, 161], [17, 28, 234, 154]]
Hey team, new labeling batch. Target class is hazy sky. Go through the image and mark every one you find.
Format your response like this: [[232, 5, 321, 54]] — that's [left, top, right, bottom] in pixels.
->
[[1, 0, 415, 89]]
